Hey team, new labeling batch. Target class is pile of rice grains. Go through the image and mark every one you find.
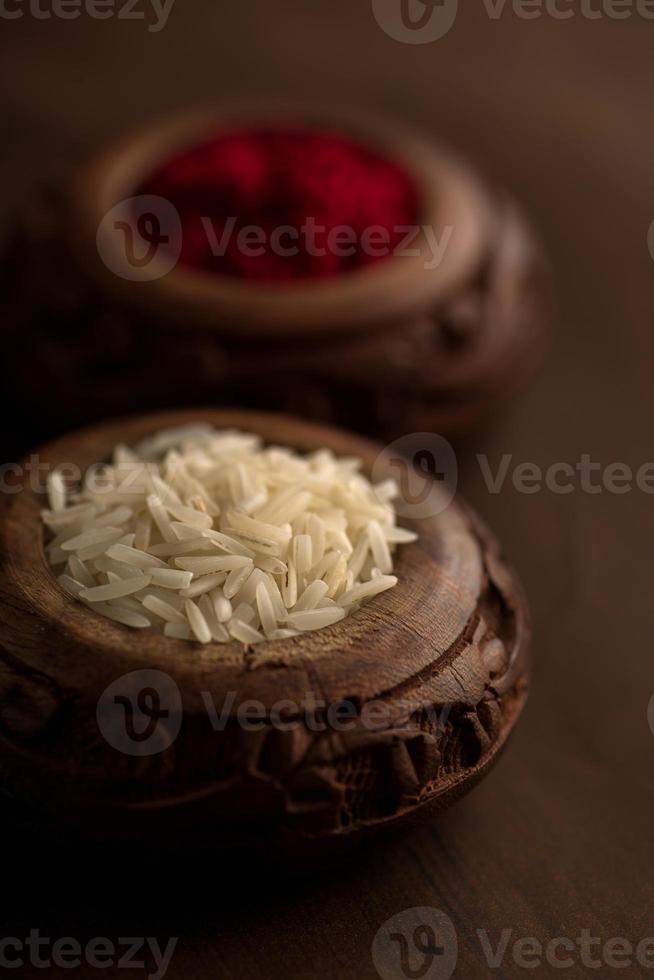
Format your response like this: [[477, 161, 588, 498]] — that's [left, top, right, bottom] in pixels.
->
[[42, 425, 417, 646]]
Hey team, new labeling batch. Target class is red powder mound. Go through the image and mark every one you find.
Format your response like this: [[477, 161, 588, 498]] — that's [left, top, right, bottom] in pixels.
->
[[138, 128, 419, 283]]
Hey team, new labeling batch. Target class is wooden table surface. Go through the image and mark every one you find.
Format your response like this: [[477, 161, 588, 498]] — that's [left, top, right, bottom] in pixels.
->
[[2, 4, 654, 978]]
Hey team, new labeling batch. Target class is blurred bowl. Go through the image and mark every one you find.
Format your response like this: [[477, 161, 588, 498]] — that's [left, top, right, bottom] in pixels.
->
[[1, 103, 551, 443]]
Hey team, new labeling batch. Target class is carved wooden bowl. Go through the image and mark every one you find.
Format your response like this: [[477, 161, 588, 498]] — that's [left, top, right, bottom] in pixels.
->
[[0, 410, 530, 854], [0, 105, 550, 443]]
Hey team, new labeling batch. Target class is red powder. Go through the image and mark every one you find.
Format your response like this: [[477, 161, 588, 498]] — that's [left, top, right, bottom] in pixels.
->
[[138, 128, 419, 283]]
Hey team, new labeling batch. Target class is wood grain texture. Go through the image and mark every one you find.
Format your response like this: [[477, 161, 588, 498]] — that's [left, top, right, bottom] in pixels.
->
[[0, 409, 528, 851]]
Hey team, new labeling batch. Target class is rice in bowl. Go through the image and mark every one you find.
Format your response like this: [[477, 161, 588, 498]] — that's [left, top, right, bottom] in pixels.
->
[[41, 425, 417, 645]]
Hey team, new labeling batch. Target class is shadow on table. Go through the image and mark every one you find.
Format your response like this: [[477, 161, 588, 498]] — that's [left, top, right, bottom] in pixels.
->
[[0, 807, 441, 940]]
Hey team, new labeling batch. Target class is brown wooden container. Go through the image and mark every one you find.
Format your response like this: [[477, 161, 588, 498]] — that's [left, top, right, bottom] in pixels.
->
[[1, 105, 550, 443], [0, 409, 530, 854]]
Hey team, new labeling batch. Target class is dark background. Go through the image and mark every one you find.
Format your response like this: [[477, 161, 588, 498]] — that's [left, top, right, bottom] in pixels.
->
[[2, 3, 654, 978]]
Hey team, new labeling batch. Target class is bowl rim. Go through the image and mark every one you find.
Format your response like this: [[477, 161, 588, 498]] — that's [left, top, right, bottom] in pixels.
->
[[0, 409, 511, 711], [70, 102, 494, 339]]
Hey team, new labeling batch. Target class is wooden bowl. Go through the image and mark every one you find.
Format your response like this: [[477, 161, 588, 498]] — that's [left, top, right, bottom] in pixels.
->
[[0, 410, 530, 854], [0, 105, 550, 443], [72, 103, 492, 336]]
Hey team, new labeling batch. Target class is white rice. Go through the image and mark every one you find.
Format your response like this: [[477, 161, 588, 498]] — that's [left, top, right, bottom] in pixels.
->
[[367, 519, 393, 575], [287, 607, 346, 631], [212, 592, 232, 623], [164, 622, 193, 640], [198, 594, 230, 642], [294, 580, 329, 611], [231, 602, 256, 624], [223, 564, 253, 600], [184, 598, 212, 644], [66, 555, 95, 587], [90, 603, 151, 629], [229, 619, 265, 644], [105, 543, 168, 569], [149, 568, 194, 590], [256, 582, 277, 638], [47, 470, 68, 513], [58, 574, 85, 597], [79, 574, 151, 602], [42, 425, 417, 646], [174, 555, 251, 575], [61, 527, 124, 552], [142, 595, 187, 625], [180, 572, 227, 599]]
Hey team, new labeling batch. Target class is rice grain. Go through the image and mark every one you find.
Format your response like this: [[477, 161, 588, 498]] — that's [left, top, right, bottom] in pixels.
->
[[41, 425, 415, 647]]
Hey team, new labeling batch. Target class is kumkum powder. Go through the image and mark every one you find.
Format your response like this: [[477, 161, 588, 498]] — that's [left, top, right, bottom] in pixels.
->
[[138, 128, 419, 282]]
